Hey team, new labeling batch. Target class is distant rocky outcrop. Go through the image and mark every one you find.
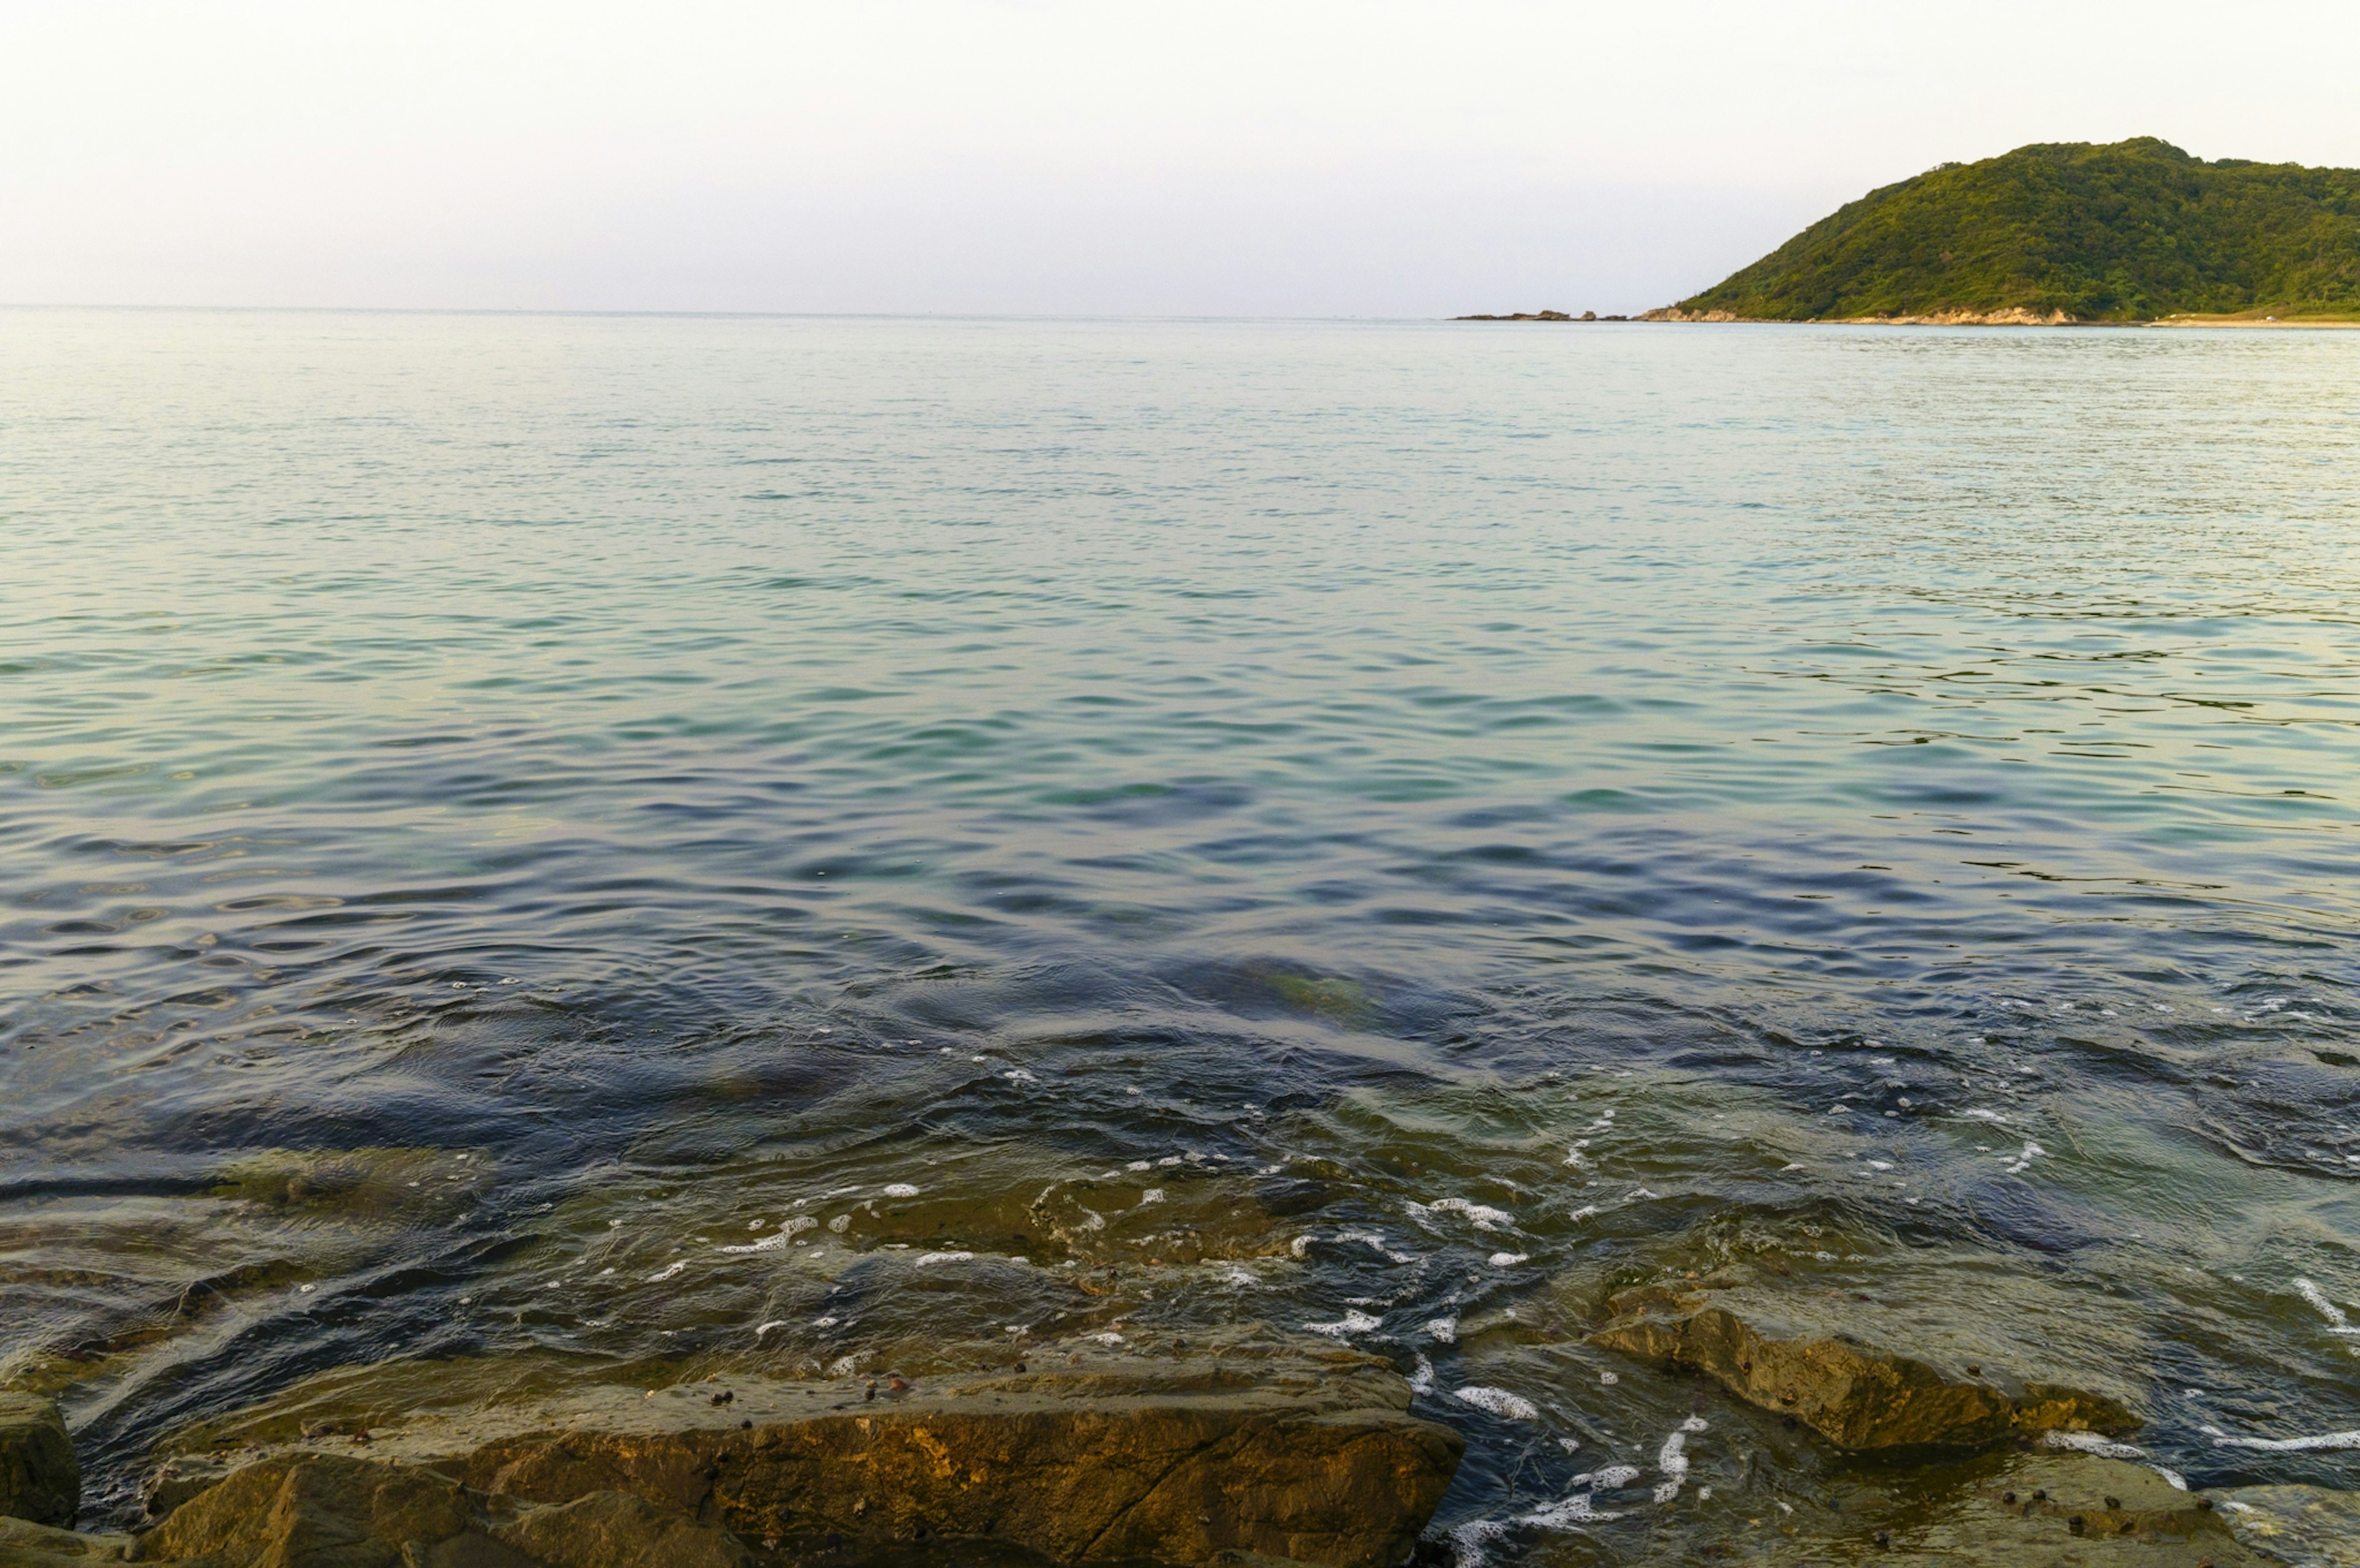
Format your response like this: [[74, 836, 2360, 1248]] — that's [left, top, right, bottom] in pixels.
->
[[1452, 310, 1615, 322]]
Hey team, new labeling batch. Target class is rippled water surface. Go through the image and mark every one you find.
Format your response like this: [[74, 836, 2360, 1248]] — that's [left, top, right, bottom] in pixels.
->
[[4, 310, 2358, 1551]]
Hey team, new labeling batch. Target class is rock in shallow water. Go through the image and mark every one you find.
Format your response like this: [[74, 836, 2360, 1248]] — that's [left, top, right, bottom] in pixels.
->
[[2214, 1482, 2360, 1567], [138, 1343, 1459, 1567], [1586, 1287, 2134, 1452], [136, 1451, 750, 1568], [0, 1393, 79, 1527], [1881, 1451, 2267, 1566]]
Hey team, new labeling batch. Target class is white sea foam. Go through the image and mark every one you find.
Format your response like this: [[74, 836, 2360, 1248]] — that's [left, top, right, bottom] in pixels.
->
[[2294, 1277, 2359, 1334], [1418, 1197, 1517, 1231], [719, 1215, 817, 1253], [1139, 1188, 1165, 1205], [1304, 1309, 1383, 1338], [1571, 1465, 1640, 1489], [716, 1231, 787, 1255], [1517, 1491, 1622, 1527], [645, 1261, 688, 1282], [2004, 1140, 2045, 1174], [881, 1183, 921, 1198], [812, 1315, 840, 1328], [1651, 1416, 1707, 1502], [1334, 1229, 1414, 1263], [914, 1250, 974, 1266], [753, 1319, 789, 1338], [1408, 1353, 1436, 1394], [1488, 1252, 1530, 1268], [2042, 1430, 2144, 1460], [1448, 1519, 1508, 1568], [1084, 1331, 1125, 1346], [1452, 1386, 1540, 1421], [2203, 1424, 2360, 1451], [1423, 1316, 1458, 1343]]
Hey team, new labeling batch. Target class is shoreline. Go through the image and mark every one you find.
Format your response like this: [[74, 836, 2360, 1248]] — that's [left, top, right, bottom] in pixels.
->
[[1457, 312, 2360, 329]]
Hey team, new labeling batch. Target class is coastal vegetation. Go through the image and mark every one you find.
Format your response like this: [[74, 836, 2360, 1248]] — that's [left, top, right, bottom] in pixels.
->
[[1668, 138, 2360, 323]]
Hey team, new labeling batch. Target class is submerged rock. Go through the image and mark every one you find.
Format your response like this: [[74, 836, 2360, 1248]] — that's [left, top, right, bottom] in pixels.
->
[[0, 1517, 133, 1566], [1885, 1451, 2265, 1566], [0, 1393, 79, 1527], [137, 1455, 231, 1523], [141, 1342, 1458, 1567], [2214, 1482, 2360, 1566], [1586, 1287, 2134, 1452]]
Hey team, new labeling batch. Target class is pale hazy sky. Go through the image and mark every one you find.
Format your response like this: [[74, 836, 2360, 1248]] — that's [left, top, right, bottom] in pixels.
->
[[4, 1, 2354, 316]]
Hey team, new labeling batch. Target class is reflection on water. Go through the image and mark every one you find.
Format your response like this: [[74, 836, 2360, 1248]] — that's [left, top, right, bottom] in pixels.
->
[[2, 310, 2356, 1550]]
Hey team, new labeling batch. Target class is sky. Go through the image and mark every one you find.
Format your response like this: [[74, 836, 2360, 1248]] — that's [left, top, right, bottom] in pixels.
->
[[3, 1, 2356, 317]]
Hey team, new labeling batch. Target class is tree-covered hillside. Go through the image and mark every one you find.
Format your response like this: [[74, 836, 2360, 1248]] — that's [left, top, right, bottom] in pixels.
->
[[1677, 139, 2360, 321]]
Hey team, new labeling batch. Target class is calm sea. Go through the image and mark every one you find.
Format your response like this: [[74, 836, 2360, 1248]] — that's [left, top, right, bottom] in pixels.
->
[[4, 310, 2357, 1546]]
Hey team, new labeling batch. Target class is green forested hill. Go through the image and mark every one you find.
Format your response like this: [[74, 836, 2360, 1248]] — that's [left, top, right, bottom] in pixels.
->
[[1677, 138, 2360, 321]]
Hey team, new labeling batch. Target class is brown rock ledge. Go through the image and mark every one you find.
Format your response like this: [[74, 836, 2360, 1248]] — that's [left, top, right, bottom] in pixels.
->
[[1587, 1286, 2135, 1452], [135, 1344, 1460, 1567]]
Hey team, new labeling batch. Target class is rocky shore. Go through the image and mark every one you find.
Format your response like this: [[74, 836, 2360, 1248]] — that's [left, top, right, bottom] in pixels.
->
[[2, 1338, 1461, 1568], [9, 1297, 2356, 1567], [9, 1147, 2359, 1567]]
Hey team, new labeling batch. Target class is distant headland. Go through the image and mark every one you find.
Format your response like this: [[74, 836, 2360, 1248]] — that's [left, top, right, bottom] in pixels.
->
[[1461, 138, 2360, 326]]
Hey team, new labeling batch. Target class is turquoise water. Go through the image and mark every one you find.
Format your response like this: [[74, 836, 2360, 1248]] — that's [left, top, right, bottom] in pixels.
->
[[4, 310, 2358, 1548]]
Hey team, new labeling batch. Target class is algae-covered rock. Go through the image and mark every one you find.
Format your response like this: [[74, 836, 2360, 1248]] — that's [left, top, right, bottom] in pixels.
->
[[1880, 1451, 2265, 1566], [149, 1343, 1459, 1568], [2216, 1482, 2360, 1566], [0, 1393, 79, 1526], [134, 1452, 493, 1567], [130, 1452, 759, 1568], [206, 1147, 488, 1220], [1586, 1287, 2134, 1452], [492, 1490, 753, 1568], [138, 1455, 230, 1522], [0, 1517, 133, 1565]]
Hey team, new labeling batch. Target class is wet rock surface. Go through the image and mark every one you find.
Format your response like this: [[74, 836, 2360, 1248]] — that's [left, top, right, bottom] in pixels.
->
[[0, 1516, 135, 1565], [0, 1394, 79, 1527], [133, 1451, 752, 1568], [2215, 1482, 2360, 1566], [131, 1339, 1459, 1567], [1867, 1451, 2267, 1567], [1585, 1286, 2134, 1452]]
